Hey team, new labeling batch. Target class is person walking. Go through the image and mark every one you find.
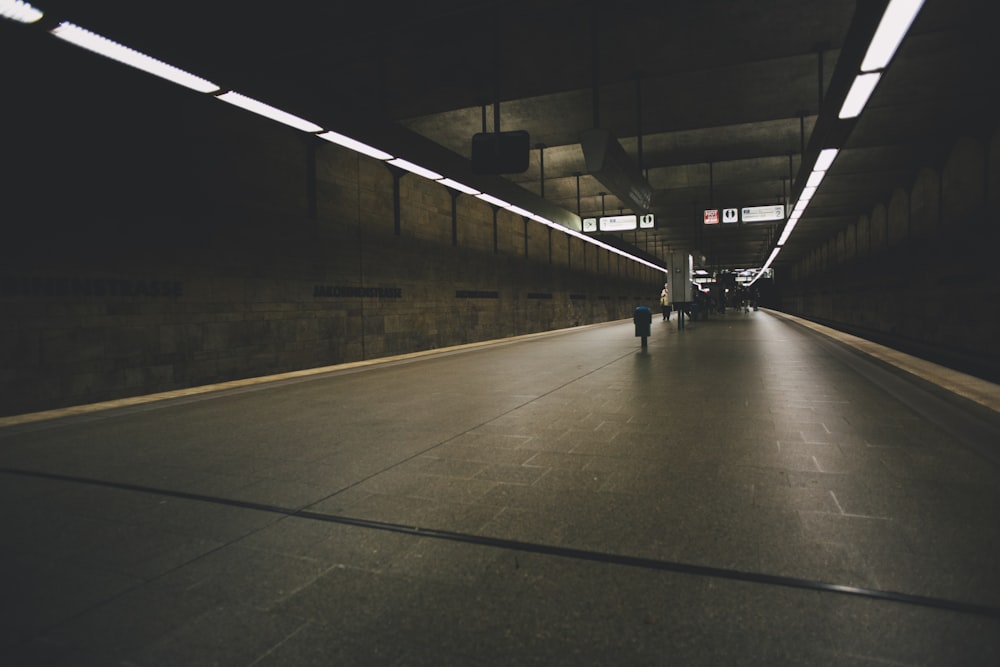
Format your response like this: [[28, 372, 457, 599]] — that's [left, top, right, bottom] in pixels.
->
[[659, 283, 672, 321]]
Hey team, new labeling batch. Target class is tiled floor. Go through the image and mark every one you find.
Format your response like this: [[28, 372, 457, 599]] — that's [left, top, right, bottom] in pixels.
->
[[2, 310, 999, 665]]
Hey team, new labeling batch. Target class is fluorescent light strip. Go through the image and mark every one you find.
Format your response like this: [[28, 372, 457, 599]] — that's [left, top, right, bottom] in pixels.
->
[[316, 130, 392, 160], [774, 147, 839, 253], [748, 247, 780, 287], [521, 208, 659, 268], [506, 204, 534, 218], [216, 91, 322, 132], [475, 193, 510, 208], [50, 22, 220, 94], [861, 0, 924, 72], [815, 148, 839, 171], [302, 141, 661, 270], [1, 0, 43, 22], [599, 240, 664, 273], [239, 109, 666, 272], [437, 178, 479, 195], [35, 9, 664, 277], [387, 158, 442, 180], [839, 72, 881, 119], [806, 170, 827, 188], [315, 141, 666, 271], [535, 216, 571, 233], [503, 215, 665, 273], [777, 219, 798, 246], [534, 214, 664, 272]]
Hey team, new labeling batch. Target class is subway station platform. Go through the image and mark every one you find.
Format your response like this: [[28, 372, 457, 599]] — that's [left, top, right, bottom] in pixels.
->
[[2, 309, 999, 666]]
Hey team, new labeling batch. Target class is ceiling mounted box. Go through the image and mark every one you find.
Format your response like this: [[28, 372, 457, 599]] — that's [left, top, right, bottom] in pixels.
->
[[580, 128, 652, 214], [471, 131, 530, 174]]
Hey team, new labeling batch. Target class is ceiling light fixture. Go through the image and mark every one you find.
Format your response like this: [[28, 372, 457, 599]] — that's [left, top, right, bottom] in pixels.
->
[[532, 214, 568, 232], [814, 148, 839, 171], [474, 193, 510, 208], [1, 0, 43, 23], [777, 219, 798, 246], [386, 158, 443, 181], [506, 204, 534, 218], [216, 91, 322, 132], [437, 178, 479, 195], [35, 15, 664, 275], [755, 3, 922, 281], [839, 72, 882, 119], [806, 170, 827, 188], [316, 130, 392, 160], [861, 0, 925, 72], [50, 22, 220, 94]]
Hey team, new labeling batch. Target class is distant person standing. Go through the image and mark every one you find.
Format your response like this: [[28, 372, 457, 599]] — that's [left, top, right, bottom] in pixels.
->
[[659, 283, 672, 321]]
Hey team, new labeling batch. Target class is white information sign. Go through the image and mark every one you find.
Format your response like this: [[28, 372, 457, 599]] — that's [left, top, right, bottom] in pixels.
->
[[741, 204, 785, 223], [723, 208, 738, 223], [639, 214, 655, 229], [582, 217, 598, 232], [599, 214, 637, 231]]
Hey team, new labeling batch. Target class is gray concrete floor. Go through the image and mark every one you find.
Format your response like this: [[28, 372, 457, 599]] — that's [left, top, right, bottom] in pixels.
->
[[2, 309, 999, 666]]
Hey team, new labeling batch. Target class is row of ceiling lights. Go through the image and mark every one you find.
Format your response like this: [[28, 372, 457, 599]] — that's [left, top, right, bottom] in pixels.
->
[[2, 0, 669, 275], [4, 0, 925, 284], [752, 0, 925, 286]]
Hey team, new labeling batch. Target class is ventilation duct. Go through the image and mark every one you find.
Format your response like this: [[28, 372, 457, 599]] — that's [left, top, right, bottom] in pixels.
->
[[580, 128, 652, 214]]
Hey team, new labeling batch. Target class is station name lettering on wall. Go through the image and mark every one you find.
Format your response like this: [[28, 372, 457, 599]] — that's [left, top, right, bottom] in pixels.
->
[[455, 290, 499, 299], [1, 276, 183, 298], [313, 285, 403, 298]]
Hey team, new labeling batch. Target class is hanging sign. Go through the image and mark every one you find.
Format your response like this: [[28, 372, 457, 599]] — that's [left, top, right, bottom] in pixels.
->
[[583, 214, 655, 232], [741, 204, 785, 223], [599, 215, 637, 231], [703, 209, 719, 225]]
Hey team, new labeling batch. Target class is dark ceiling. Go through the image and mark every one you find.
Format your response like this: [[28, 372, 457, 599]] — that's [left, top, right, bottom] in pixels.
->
[[9, 0, 998, 272]]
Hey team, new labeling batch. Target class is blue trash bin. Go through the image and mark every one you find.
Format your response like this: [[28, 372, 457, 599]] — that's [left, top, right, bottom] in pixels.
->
[[633, 306, 652, 348]]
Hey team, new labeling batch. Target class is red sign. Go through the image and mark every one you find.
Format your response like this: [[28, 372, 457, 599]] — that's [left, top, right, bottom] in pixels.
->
[[704, 209, 719, 225]]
